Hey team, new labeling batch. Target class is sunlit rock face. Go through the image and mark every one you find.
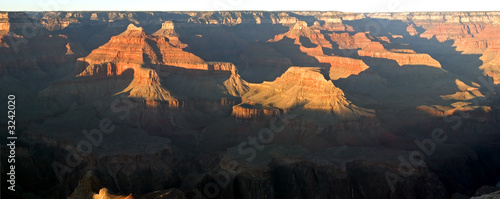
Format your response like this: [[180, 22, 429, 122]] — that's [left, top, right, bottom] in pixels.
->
[[241, 66, 373, 121]]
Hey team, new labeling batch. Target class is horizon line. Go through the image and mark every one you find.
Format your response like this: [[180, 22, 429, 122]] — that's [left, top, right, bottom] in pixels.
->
[[1, 10, 499, 13]]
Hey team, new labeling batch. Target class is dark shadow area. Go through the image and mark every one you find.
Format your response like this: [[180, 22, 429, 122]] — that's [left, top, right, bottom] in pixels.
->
[[329, 18, 488, 111], [343, 18, 486, 84], [54, 22, 126, 53], [334, 17, 500, 196], [299, 36, 318, 48], [153, 64, 240, 101], [0, 67, 136, 197], [144, 37, 164, 63], [343, 18, 408, 37], [269, 37, 331, 80], [336, 56, 457, 107], [50, 12, 192, 53], [332, 55, 466, 139], [320, 30, 360, 57], [288, 12, 320, 26], [424, 133, 500, 195], [270, 37, 329, 69], [397, 37, 485, 82], [178, 23, 330, 83], [176, 22, 289, 63], [237, 41, 292, 83]]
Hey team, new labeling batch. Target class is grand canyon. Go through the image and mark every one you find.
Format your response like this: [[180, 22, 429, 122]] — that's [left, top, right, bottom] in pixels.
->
[[1, 11, 500, 199]]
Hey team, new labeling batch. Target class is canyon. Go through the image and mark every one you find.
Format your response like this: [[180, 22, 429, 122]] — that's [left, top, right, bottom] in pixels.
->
[[0, 11, 500, 199]]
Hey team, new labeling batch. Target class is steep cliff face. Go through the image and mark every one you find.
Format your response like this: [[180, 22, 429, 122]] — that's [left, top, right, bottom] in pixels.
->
[[366, 12, 500, 41], [185, 11, 301, 25], [453, 25, 500, 54], [231, 103, 283, 121], [153, 22, 209, 68], [357, 42, 442, 67], [329, 32, 373, 50], [480, 43, 500, 84], [80, 24, 155, 66], [411, 12, 499, 42], [318, 56, 369, 80], [0, 12, 10, 35], [456, 25, 500, 84], [456, 29, 500, 84]]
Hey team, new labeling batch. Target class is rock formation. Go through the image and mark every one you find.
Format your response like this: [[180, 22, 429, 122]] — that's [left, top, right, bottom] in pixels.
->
[[267, 20, 371, 80], [68, 171, 103, 199], [317, 56, 369, 80], [269, 20, 332, 56], [231, 103, 282, 120], [329, 32, 373, 50], [242, 67, 373, 122], [357, 42, 442, 67], [72, 22, 247, 102]]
